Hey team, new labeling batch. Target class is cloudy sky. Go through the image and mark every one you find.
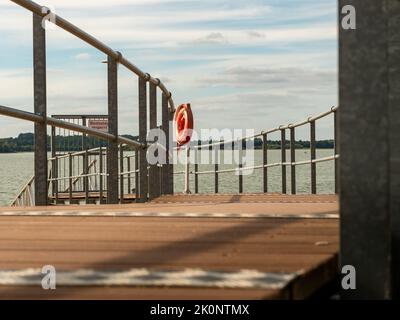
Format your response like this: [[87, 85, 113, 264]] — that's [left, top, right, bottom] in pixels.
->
[[0, 0, 338, 139]]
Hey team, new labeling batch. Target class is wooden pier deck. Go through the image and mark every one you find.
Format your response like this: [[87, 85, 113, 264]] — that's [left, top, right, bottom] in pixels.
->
[[0, 194, 339, 300]]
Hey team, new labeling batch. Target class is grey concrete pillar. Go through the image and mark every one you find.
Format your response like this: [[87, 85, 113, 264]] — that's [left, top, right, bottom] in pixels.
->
[[339, 0, 399, 299], [107, 56, 119, 204], [33, 13, 48, 206]]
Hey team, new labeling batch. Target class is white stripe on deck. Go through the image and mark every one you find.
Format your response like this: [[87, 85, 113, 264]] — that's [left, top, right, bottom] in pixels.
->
[[0, 268, 299, 290], [0, 210, 339, 219]]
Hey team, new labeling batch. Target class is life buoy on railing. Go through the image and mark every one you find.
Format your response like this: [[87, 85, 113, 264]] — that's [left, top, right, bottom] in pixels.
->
[[175, 103, 194, 147]]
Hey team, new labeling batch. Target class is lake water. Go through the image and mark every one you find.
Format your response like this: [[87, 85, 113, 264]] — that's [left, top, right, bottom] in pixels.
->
[[0, 149, 335, 206], [173, 149, 335, 195]]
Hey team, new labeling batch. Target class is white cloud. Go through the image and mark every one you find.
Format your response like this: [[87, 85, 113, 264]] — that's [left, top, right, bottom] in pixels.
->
[[192, 32, 229, 45], [0, 0, 338, 139], [74, 53, 91, 60]]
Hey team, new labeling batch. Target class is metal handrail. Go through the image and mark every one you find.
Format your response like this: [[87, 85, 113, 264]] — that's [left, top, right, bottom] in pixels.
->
[[195, 106, 338, 149], [0, 104, 143, 149], [3, 0, 175, 205], [9, 0, 175, 113], [176, 155, 340, 175], [180, 106, 339, 195], [10, 175, 35, 206]]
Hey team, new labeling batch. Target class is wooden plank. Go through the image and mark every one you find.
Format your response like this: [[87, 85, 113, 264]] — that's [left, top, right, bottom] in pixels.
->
[[0, 194, 339, 299], [0, 286, 287, 300], [0, 218, 338, 299]]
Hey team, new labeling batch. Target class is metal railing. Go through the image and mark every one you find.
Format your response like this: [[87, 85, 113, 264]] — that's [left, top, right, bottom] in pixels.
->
[[10, 176, 35, 207], [47, 145, 140, 205], [2, 0, 338, 204], [177, 106, 339, 195], [10, 0, 175, 112], [1, 0, 175, 205]]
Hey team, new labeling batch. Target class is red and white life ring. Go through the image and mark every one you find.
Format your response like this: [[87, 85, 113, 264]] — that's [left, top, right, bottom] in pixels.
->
[[175, 103, 194, 147]]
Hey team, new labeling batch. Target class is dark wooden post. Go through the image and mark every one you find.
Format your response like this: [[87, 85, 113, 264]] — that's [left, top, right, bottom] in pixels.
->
[[107, 56, 119, 204], [33, 13, 48, 206]]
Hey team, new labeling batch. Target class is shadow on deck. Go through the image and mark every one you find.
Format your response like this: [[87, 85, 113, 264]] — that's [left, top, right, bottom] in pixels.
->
[[0, 194, 339, 300]]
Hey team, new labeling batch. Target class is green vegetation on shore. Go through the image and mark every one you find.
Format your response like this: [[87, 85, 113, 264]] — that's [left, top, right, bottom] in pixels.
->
[[0, 133, 334, 153], [0, 133, 138, 153]]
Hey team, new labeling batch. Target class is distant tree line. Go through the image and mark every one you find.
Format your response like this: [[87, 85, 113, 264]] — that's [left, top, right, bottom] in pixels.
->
[[0, 133, 334, 153], [0, 133, 139, 153], [196, 138, 334, 150], [253, 138, 334, 150]]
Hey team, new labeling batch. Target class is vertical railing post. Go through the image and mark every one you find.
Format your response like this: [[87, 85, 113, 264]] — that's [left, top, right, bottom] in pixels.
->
[[310, 120, 317, 194], [262, 133, 268, 193], [135, 150, 139, 201], [54, 156, 59, 204], [214, 140, 220, 194], [149, 82, 159, 199], [334, 109, 339, 194], [119, 145, 124, 203], [161, 93, 173, 195], [127, 156, 131, 194], [138, 77, 148, 202], [161, 93, 171, 194], [84, 149, 89, 204], [51, 126, 57, 198], [107, 56, 119, 204], [168, 104, 174, 195], [68, 153, 73, 203], [281, 128, 287, 194], [33, 13, 48, 206], [290, 126, 296, 194], [82, 116, 87, 151], [239, 140, 244, 194], [195, 140, 200, 194], [99, 147, 104, 204], [184, 146, 191, 194]]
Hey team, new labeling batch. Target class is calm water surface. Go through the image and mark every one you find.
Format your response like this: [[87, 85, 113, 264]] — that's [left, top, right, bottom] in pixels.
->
[[0, 149, 335, 206]]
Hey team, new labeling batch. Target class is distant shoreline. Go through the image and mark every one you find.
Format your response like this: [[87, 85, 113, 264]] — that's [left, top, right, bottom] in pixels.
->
[[0, 133, 334, 153]]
